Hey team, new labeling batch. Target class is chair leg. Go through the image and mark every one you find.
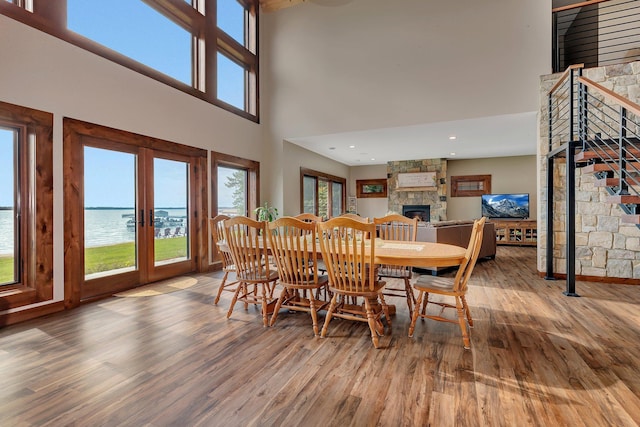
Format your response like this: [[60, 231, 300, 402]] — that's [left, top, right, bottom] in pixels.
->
[[270, 288, 288, 327], [321, 294, 338, 338], [363, 297, 380, 349], [214, 271, 229, 305], [379, 293, 391, 331], [261, 284, 269, 327], [461, 295, 474, 327], [408, 290, 424, 337], [456, 296, 471, 349], [309, 294, 320, 337], [227, 282, 244, 319], [421, 291, 429, 316], [403, 277, 414, 319]]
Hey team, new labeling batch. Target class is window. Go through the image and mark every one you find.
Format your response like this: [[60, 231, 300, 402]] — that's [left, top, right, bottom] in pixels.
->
[[0, 101, 53, 308], [0, 0, 259, 120], [451, 174, 492, 197], [67, 0, 192, 85], [300, 168, 346, 219], [211, 151, 259, 265]]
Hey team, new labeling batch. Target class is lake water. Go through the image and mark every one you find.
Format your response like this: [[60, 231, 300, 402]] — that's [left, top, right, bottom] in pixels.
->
[[0, 208, 187, 255]]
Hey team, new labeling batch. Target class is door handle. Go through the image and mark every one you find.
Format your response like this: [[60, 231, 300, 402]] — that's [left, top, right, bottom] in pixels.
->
[[139, 209, 145, 227], [150, 209, 154, 227]]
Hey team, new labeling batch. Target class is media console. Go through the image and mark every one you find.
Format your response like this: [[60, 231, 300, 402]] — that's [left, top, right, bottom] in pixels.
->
[[491, 219, 537, 246]]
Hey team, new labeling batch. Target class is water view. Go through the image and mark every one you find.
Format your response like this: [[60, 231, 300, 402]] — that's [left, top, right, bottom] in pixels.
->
[[0, 208, 188, 255]]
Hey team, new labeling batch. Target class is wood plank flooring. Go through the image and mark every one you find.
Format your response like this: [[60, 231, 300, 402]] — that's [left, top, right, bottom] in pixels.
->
[[1, 246, 640, 426]]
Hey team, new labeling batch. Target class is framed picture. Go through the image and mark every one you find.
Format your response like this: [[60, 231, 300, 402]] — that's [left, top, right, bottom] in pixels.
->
[[356, 179, 388, 198]]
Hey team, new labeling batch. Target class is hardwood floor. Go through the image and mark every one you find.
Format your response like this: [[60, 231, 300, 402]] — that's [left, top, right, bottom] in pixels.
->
[[2, 246, 640, 426]]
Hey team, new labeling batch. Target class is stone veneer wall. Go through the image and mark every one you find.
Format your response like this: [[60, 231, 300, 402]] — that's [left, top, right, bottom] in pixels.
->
[[538, 61, 640, 279], [387, 159, 447, 222]]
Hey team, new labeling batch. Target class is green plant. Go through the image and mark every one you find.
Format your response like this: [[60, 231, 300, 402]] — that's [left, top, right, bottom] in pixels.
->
[[254, 202, 278, 222]]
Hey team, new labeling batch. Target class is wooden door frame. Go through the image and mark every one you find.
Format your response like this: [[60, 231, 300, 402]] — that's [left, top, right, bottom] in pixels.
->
[[63, 118, 207, 308]]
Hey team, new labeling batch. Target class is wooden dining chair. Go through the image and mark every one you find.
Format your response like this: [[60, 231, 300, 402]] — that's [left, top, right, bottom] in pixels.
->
[[373, 214, 418, 318], [408, 217, 486, 349], [317, 217, 391, 348], [224, 216, 279, 327], [210, 215, 240, 305], [267, 217, 329, 335], [338, 213, 369, 222], [294, 212, 323, 223]]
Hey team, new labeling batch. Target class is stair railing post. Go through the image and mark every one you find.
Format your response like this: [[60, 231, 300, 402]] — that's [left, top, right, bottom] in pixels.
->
[[618, 106, 629, 195], [546, 89, 555, 279], [564, 140, 579, 297]]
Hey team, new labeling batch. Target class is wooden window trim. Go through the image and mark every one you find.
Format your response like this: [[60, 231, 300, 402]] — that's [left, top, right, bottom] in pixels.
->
[[0, 0, 259, 122], [451, 174, 492, 197], [300, 167, 346, 217], [210, 151, 259, 267], [0, 100, 53, 310], [356, 178, 388, 198]]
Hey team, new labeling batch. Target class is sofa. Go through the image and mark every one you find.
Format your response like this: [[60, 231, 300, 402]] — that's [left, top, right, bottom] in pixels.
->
[[415, 220, 496, 275]]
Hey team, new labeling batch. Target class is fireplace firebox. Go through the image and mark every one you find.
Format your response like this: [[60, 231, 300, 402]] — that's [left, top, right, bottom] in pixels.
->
[[402, 205, 430, 222]]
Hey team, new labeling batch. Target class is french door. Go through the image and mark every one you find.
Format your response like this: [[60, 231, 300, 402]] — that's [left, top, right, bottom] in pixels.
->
[[64, 119, 207, 304]]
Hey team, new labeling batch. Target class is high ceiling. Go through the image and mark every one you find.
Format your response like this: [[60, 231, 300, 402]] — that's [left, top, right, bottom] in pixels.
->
[[287, 112, 538, 166]]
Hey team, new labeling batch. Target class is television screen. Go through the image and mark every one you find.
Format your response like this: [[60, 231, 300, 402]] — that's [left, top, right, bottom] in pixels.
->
[[481, 193, 529, 219]]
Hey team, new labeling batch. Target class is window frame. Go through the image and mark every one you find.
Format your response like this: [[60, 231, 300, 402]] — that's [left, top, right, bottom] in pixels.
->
[[451, 174, 492, 197], [0, 0, 259, 122], [300, 167, 346, 219], [0, 100, 53, 309], [210, 151, 259, 265]]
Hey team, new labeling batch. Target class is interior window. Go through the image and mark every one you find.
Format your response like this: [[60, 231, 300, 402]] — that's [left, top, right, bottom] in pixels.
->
[[0, 127, 17, 286]]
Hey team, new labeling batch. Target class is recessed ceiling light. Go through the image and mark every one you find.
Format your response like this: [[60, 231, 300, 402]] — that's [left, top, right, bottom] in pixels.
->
[[370, 158, 376, 161], [449, 135, 457, 140], [450, 152, 456, 156], [348, 145, 356, 149]]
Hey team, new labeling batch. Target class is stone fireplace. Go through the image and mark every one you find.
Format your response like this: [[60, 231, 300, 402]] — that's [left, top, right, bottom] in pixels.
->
[[387, 158, 447, 222], [402, 205, 430, 222]]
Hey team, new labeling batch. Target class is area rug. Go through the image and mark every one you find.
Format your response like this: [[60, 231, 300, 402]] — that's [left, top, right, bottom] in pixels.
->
[[115, 276, 198, 297]]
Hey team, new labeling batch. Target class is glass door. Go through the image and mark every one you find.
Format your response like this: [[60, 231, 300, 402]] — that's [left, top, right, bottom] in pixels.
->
[[81, 143, 196, 299], [147, 154, 194, 282]]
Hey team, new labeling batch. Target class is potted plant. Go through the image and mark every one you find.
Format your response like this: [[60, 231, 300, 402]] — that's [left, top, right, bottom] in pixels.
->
[[254, 202, 278, 222]]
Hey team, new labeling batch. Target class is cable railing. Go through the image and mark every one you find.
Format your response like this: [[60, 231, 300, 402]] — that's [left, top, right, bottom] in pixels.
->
[[553, 0, 640, 73], [547, 64, 583, 153]]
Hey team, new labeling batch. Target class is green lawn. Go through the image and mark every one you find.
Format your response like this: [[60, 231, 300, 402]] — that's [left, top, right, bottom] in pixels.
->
[[85, 237, 188, 274], [0, 237, 188, 282]]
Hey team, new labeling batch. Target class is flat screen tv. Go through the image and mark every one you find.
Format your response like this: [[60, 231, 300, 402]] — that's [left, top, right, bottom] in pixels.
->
[[481, 193, 529, 219]]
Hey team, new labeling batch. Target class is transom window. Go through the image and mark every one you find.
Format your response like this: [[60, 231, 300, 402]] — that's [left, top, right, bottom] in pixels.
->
[[0, 0, 259, 121]]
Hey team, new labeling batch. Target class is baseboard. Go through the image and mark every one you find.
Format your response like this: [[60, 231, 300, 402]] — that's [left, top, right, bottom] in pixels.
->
[[0, 301, 65, 327], [538, 272, 640, 285]]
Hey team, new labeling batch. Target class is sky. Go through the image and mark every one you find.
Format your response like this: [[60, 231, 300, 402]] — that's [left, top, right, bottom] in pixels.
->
[[0, 1, 245, 208]]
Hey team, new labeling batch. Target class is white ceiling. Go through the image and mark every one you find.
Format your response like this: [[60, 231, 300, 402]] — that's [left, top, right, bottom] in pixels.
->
[[287, 111, 539, 166]]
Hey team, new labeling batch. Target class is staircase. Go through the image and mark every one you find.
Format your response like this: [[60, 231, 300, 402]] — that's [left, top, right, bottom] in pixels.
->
[[546, 63, 640, 294]]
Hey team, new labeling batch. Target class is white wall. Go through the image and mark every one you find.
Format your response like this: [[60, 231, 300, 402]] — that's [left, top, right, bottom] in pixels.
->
[[0, 15, 262, 309], [446, 156, 537, 220], [349, 165, 388, 218], [281, 141, 349, 216], [260, 0, 551, 213]]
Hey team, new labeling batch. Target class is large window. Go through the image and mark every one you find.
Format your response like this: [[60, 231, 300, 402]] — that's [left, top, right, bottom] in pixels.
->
[[300, 168, 346, 219], [0, 0, 259, 120], [0, 101, 53, 309]]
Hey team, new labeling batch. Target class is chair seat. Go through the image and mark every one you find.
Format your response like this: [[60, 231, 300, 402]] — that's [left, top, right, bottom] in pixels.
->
[[280, 274, 329, 289], [413, 275, 458, 295], [328, 280, 386, 297], [238, 269, 279, 283]]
